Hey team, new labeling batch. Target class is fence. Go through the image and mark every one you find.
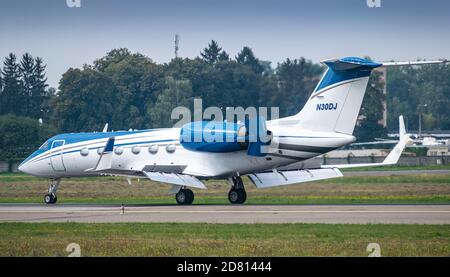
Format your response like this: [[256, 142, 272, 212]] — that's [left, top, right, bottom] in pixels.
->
[[0, 160, 23, 173]]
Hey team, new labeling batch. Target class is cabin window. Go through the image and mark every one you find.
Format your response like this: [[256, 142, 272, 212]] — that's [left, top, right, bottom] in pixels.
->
[[149, 145, 158, 154], [114, 147, 124, 155], [166, 144, 176, 153], [132, 146, 141, 154], [80, 148, 89, 156]]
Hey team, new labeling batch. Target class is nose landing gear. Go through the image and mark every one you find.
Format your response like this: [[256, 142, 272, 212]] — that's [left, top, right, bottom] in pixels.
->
[[228, 176, 247, 204], [44, 178, 60, 204]]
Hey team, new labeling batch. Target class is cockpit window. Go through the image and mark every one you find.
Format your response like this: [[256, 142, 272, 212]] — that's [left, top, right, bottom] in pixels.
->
[[39, 141, 49, 150]]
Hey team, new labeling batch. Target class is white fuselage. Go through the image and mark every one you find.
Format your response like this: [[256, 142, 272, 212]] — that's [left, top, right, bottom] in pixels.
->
[[18, 122, 355, 179]]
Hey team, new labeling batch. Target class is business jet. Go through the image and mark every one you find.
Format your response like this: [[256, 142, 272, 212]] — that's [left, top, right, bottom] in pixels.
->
[[18, 57, 447, 205]]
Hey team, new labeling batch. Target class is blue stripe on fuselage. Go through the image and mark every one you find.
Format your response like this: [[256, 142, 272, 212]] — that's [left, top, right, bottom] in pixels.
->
[[50, 130, 150, 146], [21, 129, 163, 166], [30, 139, 178, 163], [19, 149, 45, 167]]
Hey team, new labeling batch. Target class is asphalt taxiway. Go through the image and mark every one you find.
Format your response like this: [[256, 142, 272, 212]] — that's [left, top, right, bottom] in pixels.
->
[[0, 204, 449, 224]]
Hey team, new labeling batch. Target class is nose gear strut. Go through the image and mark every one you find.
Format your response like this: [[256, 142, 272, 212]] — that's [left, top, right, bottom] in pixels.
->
[[44, 178, 60, 204]]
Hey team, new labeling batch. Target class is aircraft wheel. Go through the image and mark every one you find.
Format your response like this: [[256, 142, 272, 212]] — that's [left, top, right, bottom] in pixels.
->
[[185, 189, 194, 204], [239, 189, 247, 204], [44, 194, 56, 204], [176, 189, 194, 205], [228, 189, 246, 204]]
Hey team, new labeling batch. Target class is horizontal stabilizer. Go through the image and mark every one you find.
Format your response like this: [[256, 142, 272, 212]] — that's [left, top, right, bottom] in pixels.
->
[[323, 57, 382, 71], [143, 171, 207, 189], [248, 168, 343, 189], [381, 60, 448, 67]]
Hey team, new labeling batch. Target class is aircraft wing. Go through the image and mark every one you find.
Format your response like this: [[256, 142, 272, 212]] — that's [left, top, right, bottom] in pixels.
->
[[248, 168, 343, 189], [92, 167, 207, 190], [143, 171, 206, 189], [247, 131, 407, 187], [86, 138, 206, 190], [322, 115, 410, 169], [248, 116, 410, 188]]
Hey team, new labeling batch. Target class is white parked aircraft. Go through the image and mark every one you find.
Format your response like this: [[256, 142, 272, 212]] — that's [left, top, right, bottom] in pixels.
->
[[352, 136, 447, 148], [18, 57, 446, 205]]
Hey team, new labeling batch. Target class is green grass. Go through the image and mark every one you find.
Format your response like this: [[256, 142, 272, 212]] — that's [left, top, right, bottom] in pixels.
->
[[1, 173, 449, 204], [1, 171, 449, 257], [0, 223, 448, 256]]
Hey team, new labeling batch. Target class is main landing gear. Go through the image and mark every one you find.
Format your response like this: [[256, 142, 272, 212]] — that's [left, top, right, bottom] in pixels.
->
[[44, 178, 60, 204], [228, 176, 247, 204], [175, 188, 195, 205]]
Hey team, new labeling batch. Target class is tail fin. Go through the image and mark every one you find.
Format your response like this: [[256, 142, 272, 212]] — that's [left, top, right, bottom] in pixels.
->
[[292, 57, 382, 134]]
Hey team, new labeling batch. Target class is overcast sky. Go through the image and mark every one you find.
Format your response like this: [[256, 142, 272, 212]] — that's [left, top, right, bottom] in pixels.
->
[[1, 0, 449, 88]]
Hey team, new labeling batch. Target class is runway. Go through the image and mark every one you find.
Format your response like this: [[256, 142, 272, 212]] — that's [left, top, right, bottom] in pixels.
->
[[0, 204, 449, 224]]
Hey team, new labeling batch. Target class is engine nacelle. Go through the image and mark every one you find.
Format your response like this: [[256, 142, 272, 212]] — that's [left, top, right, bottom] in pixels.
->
[[180, 121, 247, 153], [180, 118, 272, 156]]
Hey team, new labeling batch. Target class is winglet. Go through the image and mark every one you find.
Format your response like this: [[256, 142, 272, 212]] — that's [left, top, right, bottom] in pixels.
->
[[381, 115, 409, 165], [104, 136, 115, 153], [399, 115, 406, 138], [85, 137, 115, 172]]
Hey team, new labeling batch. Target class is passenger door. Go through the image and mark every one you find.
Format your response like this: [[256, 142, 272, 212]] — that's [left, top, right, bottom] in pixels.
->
[[50, 140, 66, 171]]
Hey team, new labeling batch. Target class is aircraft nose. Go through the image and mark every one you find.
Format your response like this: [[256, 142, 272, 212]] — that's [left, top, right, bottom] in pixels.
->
[[18, 163, 31, 174]]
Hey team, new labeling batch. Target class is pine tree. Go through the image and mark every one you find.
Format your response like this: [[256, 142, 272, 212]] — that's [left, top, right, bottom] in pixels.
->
[[1, 53, 23, 115], [0, 70, 3, 112], [218, 50, 230, 62], [200, 40, 222, 65], [0, 70, 3, 92], [19, 53, 35, 116], [31, 57, 48, 119], [236, 46, 264, 74]]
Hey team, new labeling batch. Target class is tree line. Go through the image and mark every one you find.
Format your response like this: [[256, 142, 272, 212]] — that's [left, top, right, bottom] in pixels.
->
[[1, 40, 449, 159], [387, 63, 450, 131], [0, 53, 55, 159], [0, 53, 51, 119]]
